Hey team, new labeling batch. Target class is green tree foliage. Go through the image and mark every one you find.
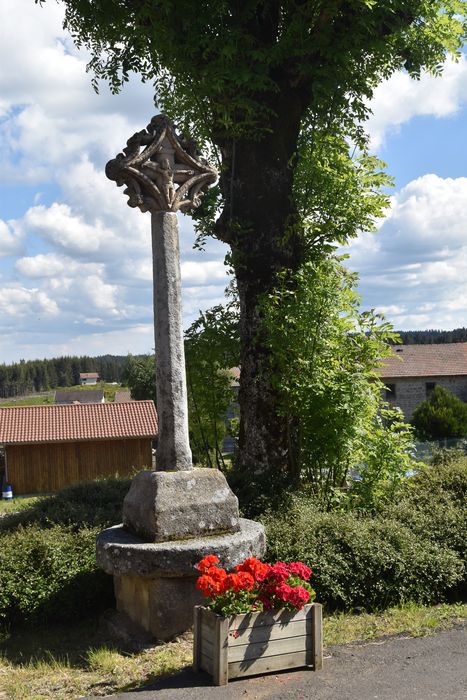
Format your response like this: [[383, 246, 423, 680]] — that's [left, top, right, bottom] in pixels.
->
[[38, 0, 467, 478], [123, 354, 157, 403], [258, 254, 414, 510], [185, 300, 239, 468], [412, 385, 467, 440], [348, 406, 415, 512]]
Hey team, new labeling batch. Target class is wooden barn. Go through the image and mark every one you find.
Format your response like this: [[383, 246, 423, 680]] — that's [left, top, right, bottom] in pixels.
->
[[0, 401, 158, 495]]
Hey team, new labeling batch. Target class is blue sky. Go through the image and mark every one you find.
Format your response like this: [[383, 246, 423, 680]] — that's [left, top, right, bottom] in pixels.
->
[[1, 0, 467, 363]]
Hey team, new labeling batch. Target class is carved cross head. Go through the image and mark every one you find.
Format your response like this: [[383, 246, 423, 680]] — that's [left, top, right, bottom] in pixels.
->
[[106, 115, 218, 214]]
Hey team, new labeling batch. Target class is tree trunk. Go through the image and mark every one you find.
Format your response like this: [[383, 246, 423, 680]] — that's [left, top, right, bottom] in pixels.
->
[[214, 86, 307, 480]]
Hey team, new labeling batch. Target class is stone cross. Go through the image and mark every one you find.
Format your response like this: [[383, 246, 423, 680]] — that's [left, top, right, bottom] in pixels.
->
[[106, 115, 217, 471]]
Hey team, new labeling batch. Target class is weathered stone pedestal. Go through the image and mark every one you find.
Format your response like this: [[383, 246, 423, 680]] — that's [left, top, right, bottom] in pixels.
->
[[96, 468, 266, 641], [96, 516, 265, 641]]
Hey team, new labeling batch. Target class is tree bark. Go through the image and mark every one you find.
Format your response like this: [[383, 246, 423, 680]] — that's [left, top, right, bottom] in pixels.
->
[[214, 85, 307, 479]]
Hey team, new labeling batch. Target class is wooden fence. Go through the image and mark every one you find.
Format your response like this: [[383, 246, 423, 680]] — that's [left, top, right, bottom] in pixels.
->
[[5, 438, 152, 494]]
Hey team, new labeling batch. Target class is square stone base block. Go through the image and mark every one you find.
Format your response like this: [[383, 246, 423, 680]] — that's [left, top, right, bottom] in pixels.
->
[[114, 573, 204, 641]]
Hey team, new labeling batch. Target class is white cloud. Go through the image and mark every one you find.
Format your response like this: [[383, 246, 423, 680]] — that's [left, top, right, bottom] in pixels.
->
[[15, 253, 104, 279], [0, 0, 155, 184], [181, 260, 228, 285], [0, 220, 23, 257], [346, 173, 467, 330], [367, 56, 467, 148], [0, 286, 59, 318], [21, 203, 120, 256]]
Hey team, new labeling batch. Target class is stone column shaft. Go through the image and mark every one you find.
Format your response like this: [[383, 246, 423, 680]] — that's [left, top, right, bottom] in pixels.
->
[[151, 211, 192, 471]]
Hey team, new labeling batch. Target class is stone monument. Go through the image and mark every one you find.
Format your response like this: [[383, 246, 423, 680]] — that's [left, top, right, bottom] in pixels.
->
[[96, 115, 265, 641]]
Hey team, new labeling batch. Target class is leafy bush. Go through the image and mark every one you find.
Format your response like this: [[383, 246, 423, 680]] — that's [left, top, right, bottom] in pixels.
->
[[347, 406, 415, 512], [263, 495, 464, 611], [0, 475, 131, 533], [0, 476, 131, 627], [412, 386, 467, 440], [0, 525, 113, 625], [261, 255, 415, 509], [381, 455, 467, 597]]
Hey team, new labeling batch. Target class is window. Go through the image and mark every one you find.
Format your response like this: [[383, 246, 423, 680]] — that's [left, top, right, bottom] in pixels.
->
[[426, 382, 436, 398], [385, 383, 396, 400]]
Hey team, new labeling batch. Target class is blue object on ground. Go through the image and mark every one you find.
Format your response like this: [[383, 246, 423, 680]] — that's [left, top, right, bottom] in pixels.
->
[[2, 484, 13, 499]]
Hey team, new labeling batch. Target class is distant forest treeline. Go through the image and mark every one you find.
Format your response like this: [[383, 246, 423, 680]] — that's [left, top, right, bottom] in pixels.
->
[[395, 328, 467, 345], [0, 355, 131, 399], [2, 327, 467, 399]]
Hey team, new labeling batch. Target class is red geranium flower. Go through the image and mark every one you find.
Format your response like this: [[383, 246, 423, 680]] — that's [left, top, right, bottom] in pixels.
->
[[288, 562, 312, 581], [287, 586, 310, 609], [196, 574, 222, 597], [267, 562, 290, 584], [274, 583, 293, 602], [224, 571, 255, 592], [194, 555, 316, 615], [196, 555, 220, 573], [234, 557, 271, 582]]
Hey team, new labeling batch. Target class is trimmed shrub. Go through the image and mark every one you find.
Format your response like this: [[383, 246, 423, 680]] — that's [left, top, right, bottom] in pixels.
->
[[263, 497, 463, 611], [382, 455, 467, 597], [0, 476, 131, 627], [0, 475, 131, 533], [0, 525, 113, 625]]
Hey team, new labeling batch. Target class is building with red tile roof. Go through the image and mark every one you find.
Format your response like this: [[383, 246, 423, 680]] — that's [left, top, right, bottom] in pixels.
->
[[79, 372, 99, 385], [377, 343, 467, 419], [0, 401, 157, 494]]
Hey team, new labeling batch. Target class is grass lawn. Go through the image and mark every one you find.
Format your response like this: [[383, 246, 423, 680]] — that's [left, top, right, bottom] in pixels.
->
[[0, 496, 40, 516], [0, 383, 129, 407], [0, 396, 54, 407], [0, 602, 465, 699]]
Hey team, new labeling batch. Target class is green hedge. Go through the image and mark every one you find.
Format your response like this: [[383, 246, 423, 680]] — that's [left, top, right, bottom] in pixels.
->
[[1, 460, 465, 627], [0, 525, 113, 625], [264, 500, 463, 611], [0, 476, 131, 533], [0, 476, 131, 627], [381, 453, 467, 599]]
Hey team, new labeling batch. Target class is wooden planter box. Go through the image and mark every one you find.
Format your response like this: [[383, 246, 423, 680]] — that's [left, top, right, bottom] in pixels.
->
[[193, 602, 323, 685]]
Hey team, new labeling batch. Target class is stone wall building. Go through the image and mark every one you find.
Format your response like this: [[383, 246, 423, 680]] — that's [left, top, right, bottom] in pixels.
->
[[378, 343, 467, 420]]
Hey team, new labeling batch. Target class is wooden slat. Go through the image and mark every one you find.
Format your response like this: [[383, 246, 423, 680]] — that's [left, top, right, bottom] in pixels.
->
[[228, 618, 308, 646], [228, 634, 309, 663], [200, 652, 213, 675], [193, 606, 202, 673], [212, 615, 229, 686], [201, 621, 213, 640], [201, 638, 213, 657], [311, 603, 323, 670], [200, 607, 217, 631], [228, 604, 312, 631], [228, 650, 309, 679]]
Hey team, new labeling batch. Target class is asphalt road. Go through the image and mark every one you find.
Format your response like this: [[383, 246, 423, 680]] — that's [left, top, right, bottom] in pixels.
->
[[85, 624, 467, 700]]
